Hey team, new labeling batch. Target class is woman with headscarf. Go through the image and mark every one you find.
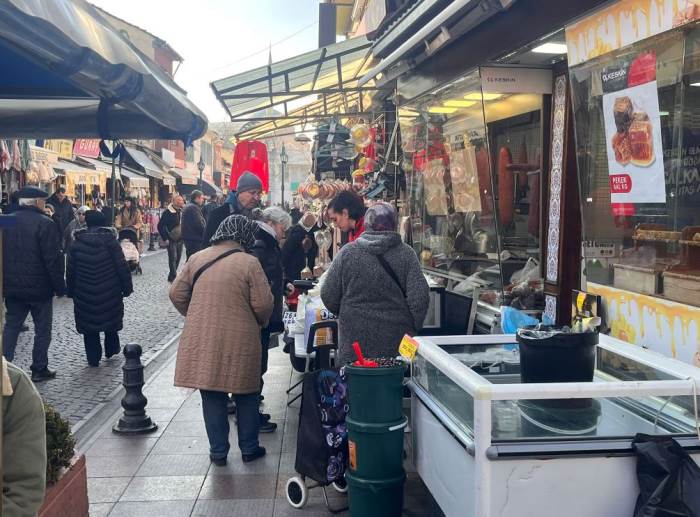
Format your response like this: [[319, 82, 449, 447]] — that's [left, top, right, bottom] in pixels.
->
[[321, 202, 430, 363], [170, 215, 274, 466]]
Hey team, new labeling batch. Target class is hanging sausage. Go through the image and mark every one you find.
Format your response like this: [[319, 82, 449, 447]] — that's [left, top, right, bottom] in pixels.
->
[[498, 146, 514, 228]]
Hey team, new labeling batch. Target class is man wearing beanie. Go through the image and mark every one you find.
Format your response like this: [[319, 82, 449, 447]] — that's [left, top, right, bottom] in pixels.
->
[[3, 186, 66, 382], [202, 171, 262, 247]]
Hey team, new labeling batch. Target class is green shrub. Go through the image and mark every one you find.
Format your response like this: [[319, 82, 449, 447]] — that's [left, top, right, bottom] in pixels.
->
[[44, 403, 75, 485]]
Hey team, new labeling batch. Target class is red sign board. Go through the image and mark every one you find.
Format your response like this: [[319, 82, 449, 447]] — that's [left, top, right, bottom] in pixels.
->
[[73, 139, 101, 159]]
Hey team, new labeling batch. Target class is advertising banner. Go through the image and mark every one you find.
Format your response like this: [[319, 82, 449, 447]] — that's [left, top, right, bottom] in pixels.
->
[[601, 52, 666, 205], [73, 139, 100, 159], [566, 0, 700, 67]]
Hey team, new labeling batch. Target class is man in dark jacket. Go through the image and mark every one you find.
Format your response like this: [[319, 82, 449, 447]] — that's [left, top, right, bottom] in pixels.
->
[[250, 206, 292, 434], [202, 172, 262, 246], [201, 194, 223, 222], [2, 187, 66, 382], [46, 187, 74, 236], [67, 211, 133, 366], [281, 212, 319, 283], [158, 195, 185, 282], [181, 190, 206, 260]]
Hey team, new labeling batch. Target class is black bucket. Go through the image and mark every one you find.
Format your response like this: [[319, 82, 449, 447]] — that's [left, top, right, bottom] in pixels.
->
[[517, 326, 598, 409]]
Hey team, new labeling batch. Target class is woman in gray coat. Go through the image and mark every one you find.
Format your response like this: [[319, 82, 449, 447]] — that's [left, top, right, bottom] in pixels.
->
[[321, 202, 429, 364]]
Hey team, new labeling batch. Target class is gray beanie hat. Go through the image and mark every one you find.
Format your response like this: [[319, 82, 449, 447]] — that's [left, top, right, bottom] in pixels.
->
[[236, 171, 263, 193]]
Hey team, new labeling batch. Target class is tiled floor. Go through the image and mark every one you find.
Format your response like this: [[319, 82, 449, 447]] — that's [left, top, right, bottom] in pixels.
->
[[85, 346, 445, 517]]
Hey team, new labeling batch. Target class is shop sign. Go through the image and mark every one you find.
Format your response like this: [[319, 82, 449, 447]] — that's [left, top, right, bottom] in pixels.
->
[[566, 0, 700, 67], [43, 139, 73, 160], [29, 145, 58, 165], [481, 67, 553, 94], [73, 139, 100, 159], [601, 51, 666, 206]]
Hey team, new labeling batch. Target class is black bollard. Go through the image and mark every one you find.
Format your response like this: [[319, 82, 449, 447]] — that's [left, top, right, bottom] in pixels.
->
[[148, 231, 156, 251], [113, 344, 158, 435]]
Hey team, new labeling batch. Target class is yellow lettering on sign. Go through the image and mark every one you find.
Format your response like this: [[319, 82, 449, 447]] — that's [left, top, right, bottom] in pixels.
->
[[399, 335, 419, 361]]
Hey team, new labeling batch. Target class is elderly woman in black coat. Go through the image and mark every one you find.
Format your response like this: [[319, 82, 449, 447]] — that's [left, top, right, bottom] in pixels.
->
[[67, 210, 133, 366]]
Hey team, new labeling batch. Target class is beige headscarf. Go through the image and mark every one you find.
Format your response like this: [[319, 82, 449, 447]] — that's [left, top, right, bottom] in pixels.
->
[[2, 357, 13, 396]]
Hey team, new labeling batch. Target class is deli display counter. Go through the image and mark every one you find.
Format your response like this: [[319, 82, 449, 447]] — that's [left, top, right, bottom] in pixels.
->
[[408, 333, 700, 517]]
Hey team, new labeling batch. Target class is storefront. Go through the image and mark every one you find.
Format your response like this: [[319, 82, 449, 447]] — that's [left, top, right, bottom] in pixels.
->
[[57, 159, 107, 206], [394, 35, 582, 333], [566, 0, 700, 365]]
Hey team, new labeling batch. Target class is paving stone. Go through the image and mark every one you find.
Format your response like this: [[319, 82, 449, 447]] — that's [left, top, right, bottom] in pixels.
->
[[86, 437, 159, 458], [150, 436, 211, 455], [87, 477, 131, 503], [198, 474, 278, 500], [88, 503, 113, 517], [86, 455, 147, 478], [191, 499, 274, 517], [109, 500, 196, 517], [120, 475, 205, 501], [136, 454, 212, 477]]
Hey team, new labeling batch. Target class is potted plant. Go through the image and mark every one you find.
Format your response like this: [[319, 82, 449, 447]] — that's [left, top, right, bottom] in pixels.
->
[[38, 403, 89, 517]]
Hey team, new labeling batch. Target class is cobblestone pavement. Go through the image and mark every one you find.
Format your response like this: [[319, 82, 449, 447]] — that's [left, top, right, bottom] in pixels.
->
[[8, 250, 184, 424]]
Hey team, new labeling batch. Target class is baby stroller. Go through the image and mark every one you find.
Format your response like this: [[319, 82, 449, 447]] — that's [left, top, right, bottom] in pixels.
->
[[286, 321, 349, 512], [119, 227, 142, 275]]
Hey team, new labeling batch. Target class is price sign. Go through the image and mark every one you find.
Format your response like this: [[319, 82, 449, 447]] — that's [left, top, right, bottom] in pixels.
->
[[399, 335, 419, 361]]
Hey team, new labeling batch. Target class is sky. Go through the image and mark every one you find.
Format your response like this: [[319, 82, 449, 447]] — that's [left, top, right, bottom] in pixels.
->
[[91, 0, 320, 123]]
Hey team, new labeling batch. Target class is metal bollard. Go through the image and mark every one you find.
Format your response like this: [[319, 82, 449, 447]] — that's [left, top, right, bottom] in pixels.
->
[[148, 231, 156, 251], [113, 344, 158, 435]]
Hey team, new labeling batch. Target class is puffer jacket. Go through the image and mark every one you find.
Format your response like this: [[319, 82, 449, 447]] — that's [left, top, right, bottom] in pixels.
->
[[181, 202, 205, 244], [3, 206, 66, 301], [66, 227, 133, 334], [251, 223, 284, 332]]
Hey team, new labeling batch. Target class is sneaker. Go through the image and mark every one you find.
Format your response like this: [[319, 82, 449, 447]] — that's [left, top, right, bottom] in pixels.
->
[[259, 413, 271, 423], [259, 421, 278, 434], [105, 347, 121, 359], [31, 369, 57, 383], [259, 394, 265, 403], [242, 446, 266, 463], [210, 456, 227, 467]]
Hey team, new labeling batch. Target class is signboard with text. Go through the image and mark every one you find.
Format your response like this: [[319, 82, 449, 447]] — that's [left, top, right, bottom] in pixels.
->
[[601, 52, 666, 206], [73, 139, 100, 159]]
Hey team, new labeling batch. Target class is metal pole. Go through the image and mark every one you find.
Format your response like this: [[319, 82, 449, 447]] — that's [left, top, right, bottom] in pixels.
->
[[281, 160, 285, 207], [110, 141, 117, 224]]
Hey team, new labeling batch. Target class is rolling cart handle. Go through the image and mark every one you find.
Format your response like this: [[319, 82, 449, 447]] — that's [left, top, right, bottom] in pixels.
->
[[306, 320, 339, 370]]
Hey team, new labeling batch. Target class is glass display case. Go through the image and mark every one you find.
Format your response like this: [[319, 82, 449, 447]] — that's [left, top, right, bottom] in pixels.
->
[[408, 333, 700, 517], [571, 24, 700, 307], [399, 68, 547, 314]]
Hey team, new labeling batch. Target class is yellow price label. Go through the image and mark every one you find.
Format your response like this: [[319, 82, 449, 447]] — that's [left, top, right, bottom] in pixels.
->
[[399, 335, 419, 361]]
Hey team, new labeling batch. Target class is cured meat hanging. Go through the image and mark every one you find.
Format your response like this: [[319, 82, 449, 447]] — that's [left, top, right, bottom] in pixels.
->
[[498, 146, 515, 228]]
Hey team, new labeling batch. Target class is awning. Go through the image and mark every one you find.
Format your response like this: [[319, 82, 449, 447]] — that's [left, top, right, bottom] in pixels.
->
[[179, 179, 222, 198], [170, 168, 199, 185], [125, 146, 164, 180], [55, 159, 107, 195], [75, 156, 121, 180], [0, 0, 207, 143], [119, 168, 150, 189], [211, 36, 383, 140]]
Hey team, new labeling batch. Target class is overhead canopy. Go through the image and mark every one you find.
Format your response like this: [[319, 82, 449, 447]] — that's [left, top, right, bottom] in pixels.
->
[[211, 36, 382, 140], [75, 156, 120, 180], [0, 0, 207, 143], [125, 147, 165, 180], [119, 168, 150, 189]]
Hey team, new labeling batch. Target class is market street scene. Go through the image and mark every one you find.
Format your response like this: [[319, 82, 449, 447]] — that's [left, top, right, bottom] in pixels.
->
[[5, 1, 700, 517]]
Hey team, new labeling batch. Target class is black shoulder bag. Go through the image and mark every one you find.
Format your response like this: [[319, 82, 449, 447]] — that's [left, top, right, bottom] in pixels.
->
[[192, 248, 241, 289]]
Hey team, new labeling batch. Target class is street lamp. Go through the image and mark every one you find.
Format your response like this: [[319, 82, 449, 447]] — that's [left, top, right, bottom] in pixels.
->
[[280, 144, 288, 207], [197, 155, 205, 189]]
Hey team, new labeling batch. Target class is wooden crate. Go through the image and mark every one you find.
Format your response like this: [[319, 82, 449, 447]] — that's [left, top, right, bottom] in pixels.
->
[[663, 270, 700, 306], [613, 263, 659, 295]]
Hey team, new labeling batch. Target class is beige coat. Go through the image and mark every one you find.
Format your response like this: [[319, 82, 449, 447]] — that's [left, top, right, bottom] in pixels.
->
[[170, 240, 274, 394]]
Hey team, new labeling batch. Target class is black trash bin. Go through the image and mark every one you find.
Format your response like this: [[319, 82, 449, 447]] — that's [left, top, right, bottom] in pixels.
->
[[517, 326, 599, 409]]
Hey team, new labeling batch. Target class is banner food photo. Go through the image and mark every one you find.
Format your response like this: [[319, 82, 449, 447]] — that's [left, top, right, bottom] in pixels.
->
[[601, 51, 666, 209]]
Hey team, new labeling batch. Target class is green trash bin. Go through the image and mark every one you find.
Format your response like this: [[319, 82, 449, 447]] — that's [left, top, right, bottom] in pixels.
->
[[347, 416, 407, 479], [347, 472, 405, 517], [346, 364, 404, 424]]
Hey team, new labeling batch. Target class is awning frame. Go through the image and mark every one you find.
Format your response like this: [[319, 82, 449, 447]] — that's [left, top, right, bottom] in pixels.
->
[[211, 37, 389, 140]]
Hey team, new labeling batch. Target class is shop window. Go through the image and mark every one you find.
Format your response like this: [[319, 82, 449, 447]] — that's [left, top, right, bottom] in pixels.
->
[[399, 69, 547, 312], [571, 25, 700, 307]]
